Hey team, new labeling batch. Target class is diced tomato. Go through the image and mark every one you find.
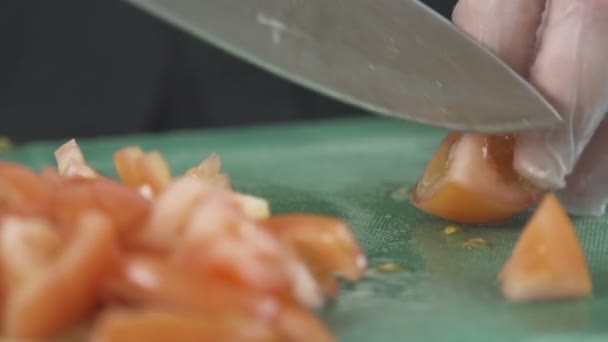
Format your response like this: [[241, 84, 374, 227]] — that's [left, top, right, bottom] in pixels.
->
[[0, 217, 64, 292], [102, 254, 280, 320], [134, 152, 172, 195], [0, 162, 52, 217], [91, 309, 277, 342], [276, 305, 335, 342], [54, 139, 98, 179], [113, 147, 173, 197], [233, 193, 271, 220], [0, 141, 363, 340], [131, 177, 217, 251], [3, 211, 116, 339], [412, 133, 542, 224], [262, 214, 366, 298], [51, 177, 149, 238], [499, 194, 592, 302], [174, 196, 298, 302], [113, 147, 145, 188], [185, 153, 231, 189], [92, 177, 150, 237]]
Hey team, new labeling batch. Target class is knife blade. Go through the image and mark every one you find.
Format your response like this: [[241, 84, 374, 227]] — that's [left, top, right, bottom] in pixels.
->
[[125, 0, 562, 133]]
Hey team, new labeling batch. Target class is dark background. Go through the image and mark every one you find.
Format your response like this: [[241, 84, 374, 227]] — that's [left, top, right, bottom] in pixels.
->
[[0, 0, 458, 142]]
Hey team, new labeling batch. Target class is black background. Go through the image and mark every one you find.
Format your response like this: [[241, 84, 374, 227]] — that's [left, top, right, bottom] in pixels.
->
[[0, 0, 459, 142]]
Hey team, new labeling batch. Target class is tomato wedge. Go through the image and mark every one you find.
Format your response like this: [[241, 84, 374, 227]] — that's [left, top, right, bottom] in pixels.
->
[[499, 194, 592, 302], [412, 133, 542, 224]]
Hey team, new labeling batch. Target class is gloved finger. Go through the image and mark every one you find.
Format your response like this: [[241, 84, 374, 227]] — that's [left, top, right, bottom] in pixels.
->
[[451, 0, 546, 75], [514, 0, 608, 190], [558, 115, 608, 216]]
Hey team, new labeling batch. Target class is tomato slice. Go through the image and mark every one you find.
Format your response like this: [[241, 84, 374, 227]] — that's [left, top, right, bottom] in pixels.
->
[[412, 133, 542, 224], [3, 211, 116, 339], [499, 194, 592, 302]]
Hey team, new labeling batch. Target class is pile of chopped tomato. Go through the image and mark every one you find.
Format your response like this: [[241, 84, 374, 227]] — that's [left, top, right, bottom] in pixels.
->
[[0, 140, 367, 341]]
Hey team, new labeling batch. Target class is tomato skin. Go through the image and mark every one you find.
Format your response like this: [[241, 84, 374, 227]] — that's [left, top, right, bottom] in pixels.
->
[[412, 133, 543, 224]]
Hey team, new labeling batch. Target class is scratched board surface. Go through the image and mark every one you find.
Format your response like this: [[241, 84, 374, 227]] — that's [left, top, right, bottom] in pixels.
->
[[4, 117, 608, 342]]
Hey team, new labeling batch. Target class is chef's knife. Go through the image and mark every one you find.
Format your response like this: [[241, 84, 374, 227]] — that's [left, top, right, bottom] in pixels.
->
[[125, 0, 562, 133]]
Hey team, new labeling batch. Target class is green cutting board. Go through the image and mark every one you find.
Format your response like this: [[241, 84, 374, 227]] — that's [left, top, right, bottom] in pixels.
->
[[3, 117, 608, 342]]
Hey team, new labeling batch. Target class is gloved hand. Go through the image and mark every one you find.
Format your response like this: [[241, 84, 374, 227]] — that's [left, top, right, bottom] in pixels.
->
[[452, 0, 608, 216]]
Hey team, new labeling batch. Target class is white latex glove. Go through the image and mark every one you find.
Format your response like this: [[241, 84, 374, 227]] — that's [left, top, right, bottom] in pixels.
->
[[453, 0, 608, 216]]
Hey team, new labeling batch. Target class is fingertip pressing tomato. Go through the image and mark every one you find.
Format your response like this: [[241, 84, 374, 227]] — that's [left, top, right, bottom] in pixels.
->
[[412, 133, 542, 224], [499, 193, 592, 303]]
